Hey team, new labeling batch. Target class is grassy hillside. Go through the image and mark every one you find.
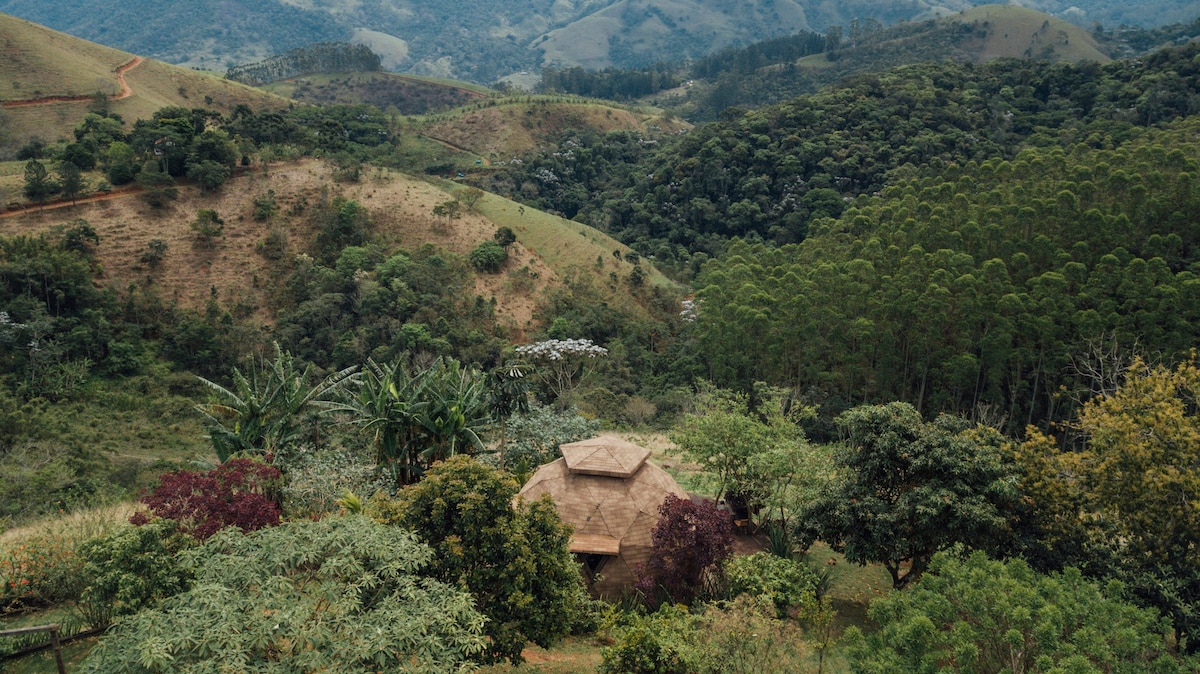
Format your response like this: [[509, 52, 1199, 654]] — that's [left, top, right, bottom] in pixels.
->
[[536, 0, 813, 69], [0, 12, 290, 157], [0, 13, 131, 100], [260, 71, 487, 115], [417, 97, 690, 162], [948, 5, 1110, 62]]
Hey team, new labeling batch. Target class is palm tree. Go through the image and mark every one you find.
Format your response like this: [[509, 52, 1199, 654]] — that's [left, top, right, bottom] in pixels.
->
[[196, 344, 357, 464], [486, 362, 532, 466], [327, 356, 492, 486], [325, 357, 427, 486], [415, 358, 490, 467]]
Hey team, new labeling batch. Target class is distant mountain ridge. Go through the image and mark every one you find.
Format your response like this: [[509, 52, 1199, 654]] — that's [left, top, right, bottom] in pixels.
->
[[0, 0, 1197, 82]]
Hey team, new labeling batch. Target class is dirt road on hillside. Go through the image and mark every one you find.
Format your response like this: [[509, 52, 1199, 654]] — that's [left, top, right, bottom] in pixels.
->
[[1, 56, 144, 108], [1, 186, 141, 218]]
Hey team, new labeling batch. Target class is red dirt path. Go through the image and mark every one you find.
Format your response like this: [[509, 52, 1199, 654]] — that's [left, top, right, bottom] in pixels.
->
[[1, 56, 143, 108]]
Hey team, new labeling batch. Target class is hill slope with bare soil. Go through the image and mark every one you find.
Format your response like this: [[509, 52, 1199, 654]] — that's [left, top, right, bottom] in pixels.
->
[[0, 159, 672, 335]]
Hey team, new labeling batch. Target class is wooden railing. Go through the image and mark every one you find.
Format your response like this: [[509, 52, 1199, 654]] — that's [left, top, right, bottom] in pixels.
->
[[0, 624, 67, 674]]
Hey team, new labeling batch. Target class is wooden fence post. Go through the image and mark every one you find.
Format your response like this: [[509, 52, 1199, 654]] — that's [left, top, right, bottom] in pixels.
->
[[49, 624, 67, 674], [0, 623, 68, 673]]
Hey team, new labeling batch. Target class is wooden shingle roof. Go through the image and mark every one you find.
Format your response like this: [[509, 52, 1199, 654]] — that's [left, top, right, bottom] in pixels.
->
[[560, 435, 651, 477]]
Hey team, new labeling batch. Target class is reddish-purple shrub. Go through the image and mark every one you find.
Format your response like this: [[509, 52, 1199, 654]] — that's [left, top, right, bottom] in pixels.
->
[[131, 459, 282, 540], [635, 494, 734, 605]]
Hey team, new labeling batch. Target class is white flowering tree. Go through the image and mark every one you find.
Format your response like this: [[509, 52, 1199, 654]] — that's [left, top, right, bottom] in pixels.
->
[[514, 338, 607, 408]]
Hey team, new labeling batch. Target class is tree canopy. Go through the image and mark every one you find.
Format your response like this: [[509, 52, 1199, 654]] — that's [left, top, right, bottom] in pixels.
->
[[370, 455, 587, 664], [847, 551, 1193, 674], [79, 515, 486, 674], [799, 402, 1016, 589], [1013, 358, 1200, 653]]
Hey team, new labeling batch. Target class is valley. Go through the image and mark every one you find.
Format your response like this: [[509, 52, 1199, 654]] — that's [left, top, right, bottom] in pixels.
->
[[3, 2, 1200, 672]]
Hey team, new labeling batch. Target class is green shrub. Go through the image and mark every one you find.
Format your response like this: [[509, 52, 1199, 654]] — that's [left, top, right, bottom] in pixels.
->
[[600, 598, 811, 674], [374, 456, 587, 664], [493, 226, 516, 247], [280, 448, 389, 518], [600, 604, 701, 674], [251, 190, 278, 221], [0, 531, 85, 610], [696, 596, 809, 674], [847, 551, 1197, 673], [78, 516, 486, 674], [498, 402, 599, 471], [77, 520, 191, 628], [724, 551, 822, 617], [469, 239, 508, 272]]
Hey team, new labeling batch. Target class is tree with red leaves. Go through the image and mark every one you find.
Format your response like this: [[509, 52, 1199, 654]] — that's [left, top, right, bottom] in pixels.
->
[[131, 458, 282, 540], [636, 494, 734, 606]]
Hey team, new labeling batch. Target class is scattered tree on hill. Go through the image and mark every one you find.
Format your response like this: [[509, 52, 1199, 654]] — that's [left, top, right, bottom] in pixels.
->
[[136, 170, 178, 208], [56, 161, 87, 206], [104, 142, 139, 185], [370, 455, 586, 665], [62, 142, 97, 171], [22, 159, 56, 206], [140, 239, 168, 268], [189, 208, 225, 248], [469, 239, 508, 272], [798, 402, 1017, 589], [251, 190, 278, 221], [61, 220, 99, 254], [312, 197, 371, 263], [16, 139, 46, 161], [432, 199, 462, 225], [494, 226, 517, 248], [186, 159, 231, 192], [460, 186, 485, 210]]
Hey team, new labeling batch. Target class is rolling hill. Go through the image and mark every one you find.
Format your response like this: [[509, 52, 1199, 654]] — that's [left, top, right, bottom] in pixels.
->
[[260, 72, 488, 116], [0, 159, 675, 334], [416, 97, 690, 162], [936, 5, 1110, 62], [0, 12, 289, 157], [1, 0, 1192, 84], [672, 4, 1112, 119]]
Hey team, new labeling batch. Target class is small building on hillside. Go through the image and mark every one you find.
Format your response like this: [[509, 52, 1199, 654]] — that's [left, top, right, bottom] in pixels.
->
[[516, 435, 687, 599]]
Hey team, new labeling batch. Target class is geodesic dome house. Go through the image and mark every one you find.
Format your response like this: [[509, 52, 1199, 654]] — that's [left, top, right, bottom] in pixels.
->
[[516, 435, 688, 599]]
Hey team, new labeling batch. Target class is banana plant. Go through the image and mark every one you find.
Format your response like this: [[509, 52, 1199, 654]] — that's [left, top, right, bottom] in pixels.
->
[[196, 343, 358, 464], [325, 356, 492, 486]]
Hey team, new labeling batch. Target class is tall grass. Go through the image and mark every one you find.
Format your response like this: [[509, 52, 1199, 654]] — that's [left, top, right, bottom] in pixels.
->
[[1, 502, 137, 612], [0, 502, 137, 551]]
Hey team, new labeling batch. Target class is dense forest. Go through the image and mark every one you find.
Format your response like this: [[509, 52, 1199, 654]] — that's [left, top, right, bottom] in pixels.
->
[[497, 40, 1200, 267], [7, 7, 1200, 673]]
